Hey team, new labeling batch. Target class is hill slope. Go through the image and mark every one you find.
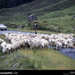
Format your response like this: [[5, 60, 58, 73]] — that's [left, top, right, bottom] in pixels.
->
[[0, 0, 75, 16], [0, 0, 34, 8], [0, 0, 75, 33], [0, 0, 63, 16]]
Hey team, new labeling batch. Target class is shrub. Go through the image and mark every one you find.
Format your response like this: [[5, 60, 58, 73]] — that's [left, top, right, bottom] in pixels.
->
[[66, 28, 73, 33], [38, 24, 46, 30], [42, 20, 47, 23]]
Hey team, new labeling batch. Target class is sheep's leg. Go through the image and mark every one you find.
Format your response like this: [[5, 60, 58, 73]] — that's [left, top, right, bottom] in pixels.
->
[[66, 48, 68, 52], [47, 45, 49, 49], [59, 46, 61, 50], [49, 44, 52, 48], [25, 47, 27, 49], [50, 46, 51, 48], [70, 48, 72, 52], [30, 46, 33, 50], [52, 45, 54, 49], [8, 50, 11, 53], [23, 46, 25, 49], [42, 43, 44, 49], [64, 45, 66, 48], [74, 47, 75, 52], [46, 45, 49, 49], [24, 46, 27, 49], [56, 46, 57, 50], [39, 45, 42, 49], [42, 46, 44, 49]]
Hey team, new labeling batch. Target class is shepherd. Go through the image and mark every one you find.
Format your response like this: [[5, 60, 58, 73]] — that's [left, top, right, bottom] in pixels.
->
[[34, 22, 38, 34]]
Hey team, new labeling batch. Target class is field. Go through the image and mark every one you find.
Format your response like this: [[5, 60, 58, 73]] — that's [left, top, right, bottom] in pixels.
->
[[0, 0, 75, 70], [0, 34, 75, 70]]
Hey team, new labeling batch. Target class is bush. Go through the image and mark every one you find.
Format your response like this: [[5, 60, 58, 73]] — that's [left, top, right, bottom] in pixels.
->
[[42, 20, 48, 23], [38, 24, 46, 30], [5, 22, 10, 28], [65, 27, 73, 33]]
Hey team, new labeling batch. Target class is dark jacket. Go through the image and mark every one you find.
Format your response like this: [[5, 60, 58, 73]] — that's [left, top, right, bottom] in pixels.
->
[[34, 24, 37, 30]]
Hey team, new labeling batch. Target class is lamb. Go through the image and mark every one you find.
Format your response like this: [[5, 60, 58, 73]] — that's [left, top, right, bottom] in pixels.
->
[[0, 41, 7, 49], [9, 39, 17, 44], [2, 47, 8, 53], [62, 39, 68, 48], [41, 39, 49, 49], [23, 39, 30, 49], [0, 42, 12, 53], [66, 41, 74, 52], [5, 36, 11, 42], [28, 39, 43, 49], [3, 43, 12, 53], [1, 40, 23, 53], [55, 41, 62, 50], [49, 39, 62, 49], [3, 32, 10, 37], [11, 42, 21, 51], [49, 39, 53, 48], [51, 39, 56, 47]]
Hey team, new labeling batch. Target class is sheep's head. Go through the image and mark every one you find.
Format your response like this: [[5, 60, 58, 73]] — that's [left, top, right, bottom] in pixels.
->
[[7, 46, 12, 51], [51, 39, 55, 43], [9, 39, 11, 43], [2, 47, 7, 53]]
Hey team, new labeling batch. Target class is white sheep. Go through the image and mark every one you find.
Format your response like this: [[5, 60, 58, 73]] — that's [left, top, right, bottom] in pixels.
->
[[55, 41, 62, 50], [66, 43, 74, 52], [4, 43, 12, 53], [2, 47, 8, 53], [11, 42, 21, 51], [1, 32, 75, 53], [0, 41, 7, 49], [49, 39, 53, 48], [41, 39, 49, 49], [28, 39, 43, 49], [0, 42, 12, 53], [23, 39, 30, 49]]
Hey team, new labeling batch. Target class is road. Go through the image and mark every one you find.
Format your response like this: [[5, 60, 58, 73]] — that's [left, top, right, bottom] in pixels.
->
[[0, 30, 75, 59], [0, 30, 33, 34]]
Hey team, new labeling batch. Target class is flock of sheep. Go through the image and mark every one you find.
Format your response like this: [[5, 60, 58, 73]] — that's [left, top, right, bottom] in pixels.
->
[[0, 32, 75, 53]]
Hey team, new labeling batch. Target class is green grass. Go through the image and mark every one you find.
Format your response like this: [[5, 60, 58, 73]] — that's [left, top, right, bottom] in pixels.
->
[[8, 27, 75, 36], [8, 28, 60, 34], [0, 0, 75, 69], [0, 5, 75, 34], [0, 34, 75, 70]]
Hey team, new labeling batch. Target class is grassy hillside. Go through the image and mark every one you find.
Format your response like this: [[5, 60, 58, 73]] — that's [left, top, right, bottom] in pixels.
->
[[0, 0, 62, 16], [0, 0, 34, 8], [0, 0, 75, 33]]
